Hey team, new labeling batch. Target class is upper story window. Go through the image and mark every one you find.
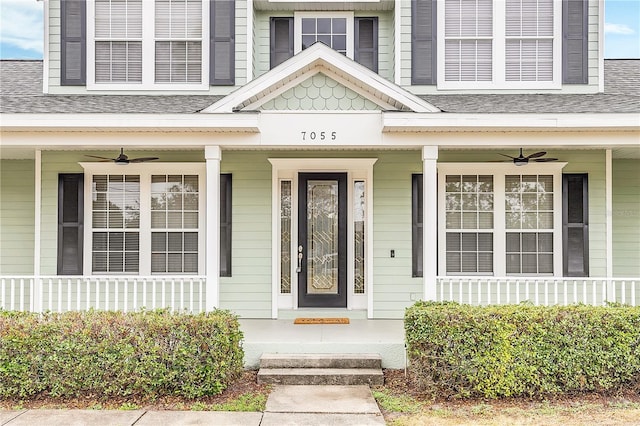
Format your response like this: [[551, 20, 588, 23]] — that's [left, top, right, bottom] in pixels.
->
[[88, 0, 207, 90], [437, 0, 561, 89], [295, 13, 354, 58], [271, 13, 378, 72]]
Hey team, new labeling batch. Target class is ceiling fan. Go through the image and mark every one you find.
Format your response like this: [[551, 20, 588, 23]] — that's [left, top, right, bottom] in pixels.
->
[[86, 148, 159, 165], [497, 148, 558, 166]]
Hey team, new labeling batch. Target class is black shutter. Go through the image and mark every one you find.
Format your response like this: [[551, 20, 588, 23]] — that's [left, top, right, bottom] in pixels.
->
[[220, 174, 232, 277], [563, 0, 588, 84], [57, 174, 84, 275], [355, 17, 378, 72], [210, 0, 235, 85], [270, 17, 294, 69], [411, 0, 436, 85], [412, 174, 423, 277], [61, 0, 86, 85], [563, 174, 589, 276]]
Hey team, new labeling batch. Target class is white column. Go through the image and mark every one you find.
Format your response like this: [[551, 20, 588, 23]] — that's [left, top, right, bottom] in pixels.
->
[[606, 149, 614, 300], [205, 146, 222, 311], [33, 150, 42, 312], [422, 146, 438, 301]]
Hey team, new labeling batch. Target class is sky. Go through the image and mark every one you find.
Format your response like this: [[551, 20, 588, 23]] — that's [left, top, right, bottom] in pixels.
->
[[0, 0, 639, 59]]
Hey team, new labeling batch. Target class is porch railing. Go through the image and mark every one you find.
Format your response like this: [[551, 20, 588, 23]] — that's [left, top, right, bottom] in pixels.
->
[[436, 276, 639, 307], [0, 276, 206, 313]]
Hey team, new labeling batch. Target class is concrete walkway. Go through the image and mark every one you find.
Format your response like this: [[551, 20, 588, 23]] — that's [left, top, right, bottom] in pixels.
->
[[0, 385, 385, 426]]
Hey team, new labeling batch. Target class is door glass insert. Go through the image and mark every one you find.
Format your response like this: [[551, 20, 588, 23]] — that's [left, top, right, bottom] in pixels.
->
[[280, 180, 292, 293], [354, 181, 365, 293], [307, 180, 339, 294]]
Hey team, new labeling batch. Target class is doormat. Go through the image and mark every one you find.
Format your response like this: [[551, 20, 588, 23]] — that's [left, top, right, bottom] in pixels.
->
[[294, 317, 350, 325]]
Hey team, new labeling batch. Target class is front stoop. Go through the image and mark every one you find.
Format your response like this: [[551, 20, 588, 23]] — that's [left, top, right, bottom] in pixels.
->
[[257, 353, 384, 386]]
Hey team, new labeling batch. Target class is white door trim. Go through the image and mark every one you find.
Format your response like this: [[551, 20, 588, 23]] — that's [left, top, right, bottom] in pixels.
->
[[268, 158, 377, 318]]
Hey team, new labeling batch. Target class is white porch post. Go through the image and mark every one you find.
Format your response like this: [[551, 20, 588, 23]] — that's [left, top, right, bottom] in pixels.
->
[[205, 146, 222, 312], [422, 146, 438, 301], [606, 149, 614, 300], [33, 150, 42, 312]]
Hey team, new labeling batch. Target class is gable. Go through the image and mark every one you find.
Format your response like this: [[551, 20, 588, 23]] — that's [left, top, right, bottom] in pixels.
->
[[202, 43, 439, 113], [259, 73, 382, 111]]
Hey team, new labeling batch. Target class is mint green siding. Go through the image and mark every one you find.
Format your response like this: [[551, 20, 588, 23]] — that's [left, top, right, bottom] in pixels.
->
[[0, 160, 35, 274], [613, 159, 640, 277], [372, 151, 423, 318], [260, 74, 382, 110], [220, 152, 273, 318]]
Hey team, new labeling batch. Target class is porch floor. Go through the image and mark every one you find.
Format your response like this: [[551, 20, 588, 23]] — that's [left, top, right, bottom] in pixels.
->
[[238, 319, 406, 369]]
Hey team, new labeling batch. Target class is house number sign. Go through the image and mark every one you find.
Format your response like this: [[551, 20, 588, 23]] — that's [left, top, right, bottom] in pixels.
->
[[300, 131, 337, 141]]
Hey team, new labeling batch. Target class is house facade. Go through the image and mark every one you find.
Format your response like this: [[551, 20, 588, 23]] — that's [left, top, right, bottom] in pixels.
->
[[1, 0, 639, 320]]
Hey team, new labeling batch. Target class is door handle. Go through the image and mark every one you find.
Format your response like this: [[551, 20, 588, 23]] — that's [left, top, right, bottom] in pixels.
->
[[296, 245, 303, 273]]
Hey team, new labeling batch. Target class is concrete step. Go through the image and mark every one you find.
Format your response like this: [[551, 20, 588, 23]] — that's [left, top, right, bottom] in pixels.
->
[[257, 368, 384, 386], [260, 353, 382, 369]]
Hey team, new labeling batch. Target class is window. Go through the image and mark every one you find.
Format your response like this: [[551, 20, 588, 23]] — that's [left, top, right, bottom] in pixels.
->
[[437, 164, 564, 277], [505, 174, 554, 274], [155, 0, 203, 83], [438, 0, 560, 89], [150, 175, 200, 273], [445, 175, 494, 274], [270, 13, 377, 71], [299, 15, 349, 55], [89, 0, 208, 89], [91, 174, 141, 273], [83, 164, 206, 275], [95, 0, 143, 83]]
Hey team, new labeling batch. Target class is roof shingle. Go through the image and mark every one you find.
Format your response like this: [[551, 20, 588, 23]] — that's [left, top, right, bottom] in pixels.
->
[[1, 59, 638, 114]]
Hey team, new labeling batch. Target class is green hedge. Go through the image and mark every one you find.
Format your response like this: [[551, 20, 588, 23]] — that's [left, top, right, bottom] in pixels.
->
[[0, 309, 244, 399], [405, 302, 640, 398]]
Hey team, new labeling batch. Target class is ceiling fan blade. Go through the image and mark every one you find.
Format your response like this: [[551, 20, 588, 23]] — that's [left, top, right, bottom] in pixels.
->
[[129, 157, 159, 163], [497, 153, 516, 159], [86, 154, 115, 161], [526, 151, 546, 159], [533, 158, 558, 162]]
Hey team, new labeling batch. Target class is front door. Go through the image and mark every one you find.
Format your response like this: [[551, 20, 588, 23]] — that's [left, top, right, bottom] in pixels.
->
[[297, 173, 347, 308]]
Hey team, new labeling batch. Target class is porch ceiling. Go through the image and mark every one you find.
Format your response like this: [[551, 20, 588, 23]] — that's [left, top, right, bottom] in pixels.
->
[[2, 146, 639, 160]]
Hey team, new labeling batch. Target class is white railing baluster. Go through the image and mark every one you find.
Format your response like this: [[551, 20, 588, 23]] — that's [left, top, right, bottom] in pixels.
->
[[496, 280, 500, 305], [143, 278, 147, 308], [621, 280, 626, 305], [66, 279, 71, 312], [105, 279, 110, 311], [56, 278, 62, 312], [171, 280, 175, 311], [535, 280, 539, 306], [133, 278, 138, 311], [76, 279, 81, 311], [152, 279, 157, 310], [162, 280, 166, 309], [181, 279, 185, 311], [124, 280, 128, 312], [632, 281, 636, 307], [190, 279, 194, 312], [582, 280, 587, 305], [487, 280, 491, 305], [449, 278, 453, 302]]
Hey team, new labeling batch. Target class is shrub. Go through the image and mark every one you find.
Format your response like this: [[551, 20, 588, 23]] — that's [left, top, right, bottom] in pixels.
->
[[0, 309, 244, 400], [405, 302, 640, 399]]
